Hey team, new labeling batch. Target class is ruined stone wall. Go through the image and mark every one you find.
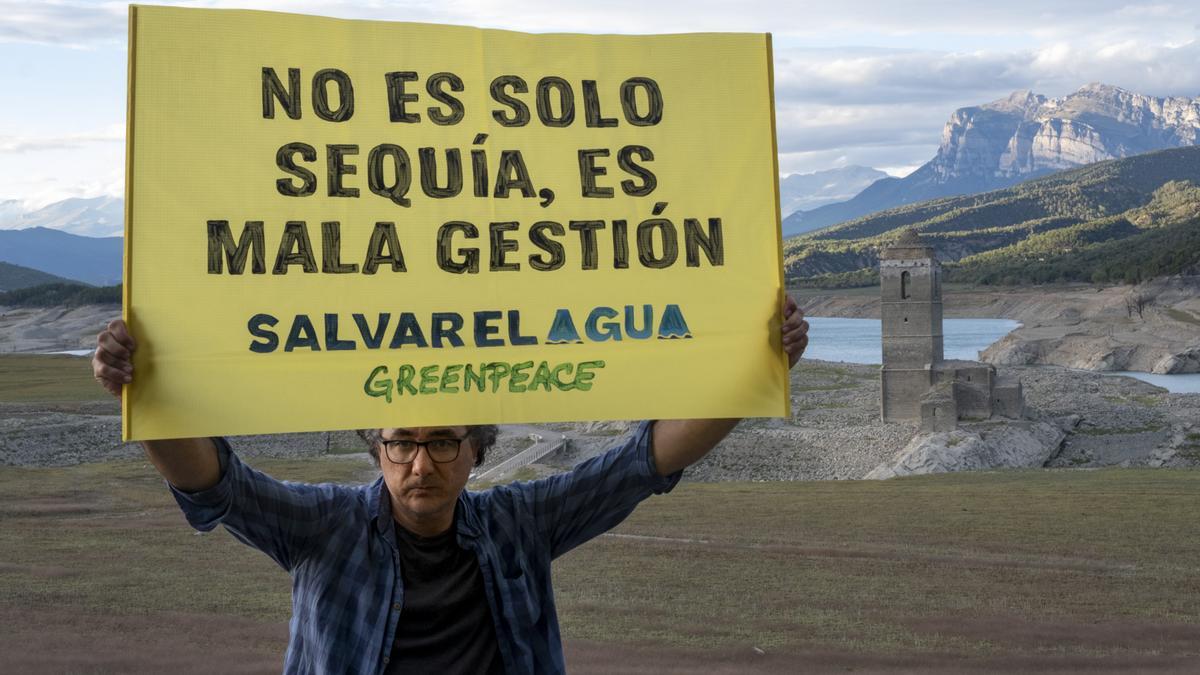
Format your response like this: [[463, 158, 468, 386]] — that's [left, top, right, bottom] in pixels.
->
[[920, 381, 958, 433], [933, 363, 994, 420], [881, 367, 931, 420], [993, 376, 1025, 418]]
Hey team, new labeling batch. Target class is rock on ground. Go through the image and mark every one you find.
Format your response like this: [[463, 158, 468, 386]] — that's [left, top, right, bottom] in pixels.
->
[[864, 419, 1072, 479]]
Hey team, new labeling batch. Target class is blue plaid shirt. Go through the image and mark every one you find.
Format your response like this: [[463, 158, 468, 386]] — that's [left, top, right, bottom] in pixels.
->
[[169, 421, 681, 674]]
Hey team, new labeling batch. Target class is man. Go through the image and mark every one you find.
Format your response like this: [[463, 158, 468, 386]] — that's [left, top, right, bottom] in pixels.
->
[[92, 297, 809, 674]]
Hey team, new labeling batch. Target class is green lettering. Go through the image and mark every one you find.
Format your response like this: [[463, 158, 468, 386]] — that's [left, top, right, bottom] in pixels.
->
[[574, 360, 605, 391], [441, 364, 462, 393], [396, 364, 418, 395], [419, 365, 439, 394], [508, 360, 533, 392], [487, 362, 511, 392], [464, 363, 485, 392], [552, 362, 575, 391], [364, 365, 392, 403], [529, 361, 554, 391]]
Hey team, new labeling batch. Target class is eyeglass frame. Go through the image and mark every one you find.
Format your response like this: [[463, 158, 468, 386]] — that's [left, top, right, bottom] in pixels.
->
[[378, 436, 469, 465]]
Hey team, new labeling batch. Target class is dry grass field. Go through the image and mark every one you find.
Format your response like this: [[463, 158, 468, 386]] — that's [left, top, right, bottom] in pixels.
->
[[0, 354, 109, 403], [3, 354, 1199, 672], [2, 456, 1200, 673]]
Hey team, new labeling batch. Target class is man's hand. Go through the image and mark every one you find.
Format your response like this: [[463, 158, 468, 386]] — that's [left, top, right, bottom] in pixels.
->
[[93, 318, 136, 398], [782, 294, 809, 368], [650, 292, 811, 476], [91, 318, 221, 491]]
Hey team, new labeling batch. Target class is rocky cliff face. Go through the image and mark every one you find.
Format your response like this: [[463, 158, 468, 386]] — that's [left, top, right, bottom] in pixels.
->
[[787, 84, 1200, 234], [931, 84, 1200, 183]]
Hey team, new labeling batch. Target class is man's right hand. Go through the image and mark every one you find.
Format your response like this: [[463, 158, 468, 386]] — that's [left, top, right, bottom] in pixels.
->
[[92, 318, 222, 490], [93, 318, 136, 398]]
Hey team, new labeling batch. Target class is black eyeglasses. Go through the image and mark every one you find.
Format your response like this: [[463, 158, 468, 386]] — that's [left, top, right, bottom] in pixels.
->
[[380, 437, 467, 464]]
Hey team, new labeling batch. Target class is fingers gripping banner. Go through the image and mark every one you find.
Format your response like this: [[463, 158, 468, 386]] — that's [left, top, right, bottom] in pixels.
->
[[124, 5, 788, 440]]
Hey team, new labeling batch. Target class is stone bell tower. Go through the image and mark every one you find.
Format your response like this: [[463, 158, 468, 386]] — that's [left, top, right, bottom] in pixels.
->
[[880, 229, 943, 421]]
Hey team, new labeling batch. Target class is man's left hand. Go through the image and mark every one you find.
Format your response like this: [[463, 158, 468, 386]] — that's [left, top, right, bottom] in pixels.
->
[[650, 293, 812, 476], [782, 294, 809, 368]]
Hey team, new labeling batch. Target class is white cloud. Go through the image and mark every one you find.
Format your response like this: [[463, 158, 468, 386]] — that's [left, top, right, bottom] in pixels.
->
[[4, 1, 1199, 193], [0, 125, 124, 153], [0, 1, 126, 47], [768, 37, 1200, 174], [0, 129, 124, 207], [775, 40, 1200, 106], [3, 1, 1196, 46], [778, 143, 936, 176], [876, 164, 923, 178], [5, 174, 124, 211]]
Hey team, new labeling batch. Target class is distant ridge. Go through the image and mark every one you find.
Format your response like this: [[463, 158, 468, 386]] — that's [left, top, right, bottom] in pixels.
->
[[0, 227, 122, 286], [779, 166, 887, 224], [0, 196, 124, 238], [0, 261, 77, 292]]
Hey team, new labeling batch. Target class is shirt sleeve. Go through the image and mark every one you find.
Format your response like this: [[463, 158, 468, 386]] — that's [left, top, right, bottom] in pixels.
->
[[522, 420, 682, 559], [167, 438, 351, 572]]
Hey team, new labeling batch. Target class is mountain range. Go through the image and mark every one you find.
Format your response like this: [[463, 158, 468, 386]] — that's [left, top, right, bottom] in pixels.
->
[[778, 166, 888, 218], [784, 145, 1200, 287], [0, 196, 124, 238], [0, 227, 123, 286], [785, 83, 1200, 236]]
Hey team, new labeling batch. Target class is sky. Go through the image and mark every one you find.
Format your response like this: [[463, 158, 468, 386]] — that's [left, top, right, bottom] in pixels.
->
[[1, 0, 1199, 209]]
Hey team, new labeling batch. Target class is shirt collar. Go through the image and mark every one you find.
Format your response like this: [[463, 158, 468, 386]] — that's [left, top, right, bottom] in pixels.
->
[[371, 477, 481, 539]]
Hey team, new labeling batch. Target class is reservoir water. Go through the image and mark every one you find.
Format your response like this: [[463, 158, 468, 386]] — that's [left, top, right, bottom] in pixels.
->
[[1102, 371, 1200, 394], [805, 317, 1200, 394], [804, 317, 1020, 364]]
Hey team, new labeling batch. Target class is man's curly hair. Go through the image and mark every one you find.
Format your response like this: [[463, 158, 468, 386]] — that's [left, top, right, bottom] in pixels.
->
[[356, 425, 499, 468]]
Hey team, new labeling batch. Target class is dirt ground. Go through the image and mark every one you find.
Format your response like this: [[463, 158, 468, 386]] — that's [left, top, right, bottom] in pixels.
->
[[6, 607, 1200, 674], [566, 640, 1200, 674], [6, 458, 1200, 674]]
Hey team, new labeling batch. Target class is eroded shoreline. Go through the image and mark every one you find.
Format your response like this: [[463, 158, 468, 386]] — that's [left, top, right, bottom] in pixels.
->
[[792, 276, 1200, 375]]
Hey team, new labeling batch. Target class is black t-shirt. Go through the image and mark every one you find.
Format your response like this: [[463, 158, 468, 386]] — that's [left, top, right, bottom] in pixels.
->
[[386, 521, 505, 674]]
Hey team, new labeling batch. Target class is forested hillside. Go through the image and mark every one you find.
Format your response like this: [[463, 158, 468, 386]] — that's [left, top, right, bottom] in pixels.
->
[[0, 283, 122, 307], [784, 147, 1200, 287], [0, 261, 74, 292]]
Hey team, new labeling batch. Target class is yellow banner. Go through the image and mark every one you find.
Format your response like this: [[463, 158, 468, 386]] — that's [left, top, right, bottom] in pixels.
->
[[124, 5, 788, 440]]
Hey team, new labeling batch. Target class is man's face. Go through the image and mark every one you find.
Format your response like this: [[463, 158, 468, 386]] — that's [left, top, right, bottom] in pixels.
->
[[378, 426, 476, 533]]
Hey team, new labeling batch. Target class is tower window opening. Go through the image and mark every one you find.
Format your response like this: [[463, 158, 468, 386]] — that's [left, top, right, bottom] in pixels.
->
[[901, 271, 910, 299]]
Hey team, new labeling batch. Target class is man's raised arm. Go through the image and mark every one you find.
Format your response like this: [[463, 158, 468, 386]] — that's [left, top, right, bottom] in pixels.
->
[[650, 295, 809, 476], [93, 319, 221, 492]]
